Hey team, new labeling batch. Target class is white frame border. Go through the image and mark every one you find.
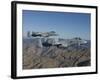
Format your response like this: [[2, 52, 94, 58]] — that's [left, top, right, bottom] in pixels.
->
[[16, 3, 97, 77]]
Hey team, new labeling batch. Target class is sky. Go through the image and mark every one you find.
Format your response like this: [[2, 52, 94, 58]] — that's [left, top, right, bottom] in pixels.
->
[[22, 10, 91, 40]]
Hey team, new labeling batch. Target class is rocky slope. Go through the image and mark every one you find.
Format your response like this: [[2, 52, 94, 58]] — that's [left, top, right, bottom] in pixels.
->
[[23, 38, 90, 69]]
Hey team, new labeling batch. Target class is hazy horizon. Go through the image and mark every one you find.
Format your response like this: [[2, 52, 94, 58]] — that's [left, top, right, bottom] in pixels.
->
[[22, 10, 91, 40]]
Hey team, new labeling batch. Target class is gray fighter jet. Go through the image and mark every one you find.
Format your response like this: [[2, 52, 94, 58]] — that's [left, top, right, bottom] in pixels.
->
[[27, 31, 58, 37]]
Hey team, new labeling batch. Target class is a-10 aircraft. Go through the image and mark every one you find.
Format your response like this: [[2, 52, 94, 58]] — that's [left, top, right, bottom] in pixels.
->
[[27, 31, 58, 37], [27, 31, 88, 48]]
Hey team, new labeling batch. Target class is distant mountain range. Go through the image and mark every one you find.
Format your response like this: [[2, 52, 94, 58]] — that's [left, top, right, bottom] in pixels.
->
[[23, 37, 91, 69], [23, 37, 90, 49]]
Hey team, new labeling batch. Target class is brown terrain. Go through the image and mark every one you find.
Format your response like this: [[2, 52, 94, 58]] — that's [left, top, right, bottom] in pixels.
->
[[23, 39, 90, 69]]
